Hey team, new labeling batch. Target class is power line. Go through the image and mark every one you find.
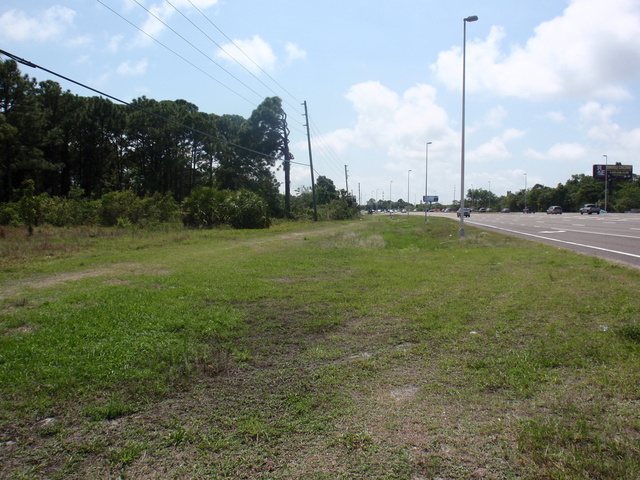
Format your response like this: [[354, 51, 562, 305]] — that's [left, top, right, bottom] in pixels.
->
[[130, 0, 267, 101], [96, 0, 257, 106], [0, 48, 282, 162], [187, 0, 303, 110]]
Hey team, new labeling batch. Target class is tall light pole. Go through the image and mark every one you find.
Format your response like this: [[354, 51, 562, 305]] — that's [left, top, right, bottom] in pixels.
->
[[459, 15, 478, 238], [407, 170, 412, 214], [524, 173, 527, 212], [425, 141, 432, 221], [603, 154, 608, 211], [389, 180, 393, 211], [488, 181, 491, 211]]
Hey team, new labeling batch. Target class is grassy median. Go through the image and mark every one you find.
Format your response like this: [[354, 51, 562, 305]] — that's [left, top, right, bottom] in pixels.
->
[[1, 216, 639, 479]]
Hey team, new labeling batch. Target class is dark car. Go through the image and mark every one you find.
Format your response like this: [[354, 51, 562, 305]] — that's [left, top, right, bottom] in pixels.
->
[[457, 208, 471, 217], [546, 206, 563, 214], [523, 206, 536, 214]]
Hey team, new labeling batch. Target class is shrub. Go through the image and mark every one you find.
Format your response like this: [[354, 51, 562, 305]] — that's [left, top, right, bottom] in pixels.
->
[[225, 190, 270, 229], [99, 190, 143, 226], [182, 187, 229, 228]]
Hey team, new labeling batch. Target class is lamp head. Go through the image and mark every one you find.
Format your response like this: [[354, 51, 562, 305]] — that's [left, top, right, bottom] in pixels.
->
[[465, 15, 479, 22]]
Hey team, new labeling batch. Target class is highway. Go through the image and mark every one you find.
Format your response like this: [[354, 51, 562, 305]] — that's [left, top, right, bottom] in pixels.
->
[[429, 211, 640, 268]]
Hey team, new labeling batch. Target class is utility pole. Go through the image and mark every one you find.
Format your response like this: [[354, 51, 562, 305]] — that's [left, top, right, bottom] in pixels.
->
[[344, 165, 349, 195], [282, 111, 292, 218], [302, 101, 318, 221]]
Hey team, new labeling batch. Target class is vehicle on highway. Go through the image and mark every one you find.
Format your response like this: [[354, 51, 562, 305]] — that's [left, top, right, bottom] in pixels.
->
[[546, 206, 563, 214], [457, 208, 471, 217], [580, 204, 601, 215], [501, 208, 510, 213], [523, 206, 536, 213]]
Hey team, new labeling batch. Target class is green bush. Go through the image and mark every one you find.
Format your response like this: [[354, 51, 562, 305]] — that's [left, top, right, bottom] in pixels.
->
[[182, 188, 270, 229], [225, 190, 270, 229], [0, 202, 20, 226], [99, 190, 143, 226], [181, 187, 229, 228], [140, 193, 180, 225]]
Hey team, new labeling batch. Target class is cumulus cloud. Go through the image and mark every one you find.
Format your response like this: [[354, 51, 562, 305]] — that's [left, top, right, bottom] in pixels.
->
[[117, 59, 149, 76], [432, 0, 640, 101], [216, 35, 277, 73], [539, 111, 566, 123], [0, 6, 75, 42], [525, 143, 587, 162], [285, 42, 307, 63], [137, 0, 219, 43], [344, 81, 453, 159], [468, 128, 526, 163]]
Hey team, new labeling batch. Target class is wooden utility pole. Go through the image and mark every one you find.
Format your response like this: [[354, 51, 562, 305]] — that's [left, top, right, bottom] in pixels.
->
[[282, 111, 292, 218], [302, 101, 318, 221]]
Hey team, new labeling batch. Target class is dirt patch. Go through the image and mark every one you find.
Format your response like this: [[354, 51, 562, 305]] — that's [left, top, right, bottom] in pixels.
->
[[0, 263, 171, 301]]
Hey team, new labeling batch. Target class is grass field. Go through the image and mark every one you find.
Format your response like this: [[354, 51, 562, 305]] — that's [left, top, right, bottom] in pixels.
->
[[1, 216, 639, 479]]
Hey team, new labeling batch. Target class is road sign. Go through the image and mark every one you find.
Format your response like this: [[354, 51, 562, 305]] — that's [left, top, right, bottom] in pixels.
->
[[423, 195, 439, 203], [593, 164, 633, 181]]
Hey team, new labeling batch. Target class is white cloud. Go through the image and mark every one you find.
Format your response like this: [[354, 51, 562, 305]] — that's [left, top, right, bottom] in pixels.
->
[[217, 35, 277, 73], [539, 111, 566, 123], [525, 143, 587, 162], [285, 42, 307, 63], [432, 0, 640, 101], [344, 81, 453, 159], [117, 59, 149, 76], [137, 0, 219, 44], [0, 6, 76, 42], [469, 128, 525, 163]]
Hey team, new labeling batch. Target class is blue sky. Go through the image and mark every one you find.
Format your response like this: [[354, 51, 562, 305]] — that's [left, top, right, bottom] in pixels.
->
[[1, 0, 639, 205]]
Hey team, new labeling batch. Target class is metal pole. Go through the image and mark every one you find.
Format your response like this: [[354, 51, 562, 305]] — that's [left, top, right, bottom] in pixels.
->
[[603, 154, 608, 211], [425, 142, 432, 222], [524, 173, 527, 212], [407, 170, 411, 215], [459, 15, 478, 237]]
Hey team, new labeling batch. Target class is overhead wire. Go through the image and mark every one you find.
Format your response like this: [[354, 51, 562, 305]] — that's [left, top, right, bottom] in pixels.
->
[[186, 0, 304, 112], [0, 48, 291, 163], [130, 0, 267, 101]]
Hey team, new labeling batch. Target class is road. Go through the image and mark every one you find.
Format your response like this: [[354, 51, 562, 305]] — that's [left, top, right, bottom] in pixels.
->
[[428, 211, 640, 268]]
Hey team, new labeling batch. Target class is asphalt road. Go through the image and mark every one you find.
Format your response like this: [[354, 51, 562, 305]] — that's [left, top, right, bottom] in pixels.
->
[[428, 211, 640, 268]]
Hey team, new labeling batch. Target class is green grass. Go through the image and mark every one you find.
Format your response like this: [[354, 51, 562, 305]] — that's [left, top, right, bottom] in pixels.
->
[[1, 216, 639, 479]]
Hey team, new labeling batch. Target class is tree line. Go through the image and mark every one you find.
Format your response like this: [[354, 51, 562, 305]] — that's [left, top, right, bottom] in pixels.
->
[[0, 59, 358, 229]]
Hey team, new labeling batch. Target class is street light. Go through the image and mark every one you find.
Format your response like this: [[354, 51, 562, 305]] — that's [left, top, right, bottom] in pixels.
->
[[390, 180, 393, 210], [524, 173, 527, 212], [425, 141, 432, 222], [603, 154, 608, 211], [459, 14, 478, 238], [407, 170, 412, 215]]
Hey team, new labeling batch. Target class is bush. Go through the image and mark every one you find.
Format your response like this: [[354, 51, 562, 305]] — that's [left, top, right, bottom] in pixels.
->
[[225, 190, 270, 229], [140, 193, 180, 224], [0, 202, 20, 226], [182, 187, 229, 228], [182, 188, 270, 229], [99, 190, 143, 226]]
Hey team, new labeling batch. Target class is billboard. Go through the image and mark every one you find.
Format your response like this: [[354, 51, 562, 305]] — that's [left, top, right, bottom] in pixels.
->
[[593, 164, 633, 181]]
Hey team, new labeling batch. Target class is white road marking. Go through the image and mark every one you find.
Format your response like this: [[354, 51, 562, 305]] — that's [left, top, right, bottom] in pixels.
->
[[468, 222, 640, 260]]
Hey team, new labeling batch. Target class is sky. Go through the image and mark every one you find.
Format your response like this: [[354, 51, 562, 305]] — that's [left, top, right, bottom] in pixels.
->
[[1, 0, 640, 205]]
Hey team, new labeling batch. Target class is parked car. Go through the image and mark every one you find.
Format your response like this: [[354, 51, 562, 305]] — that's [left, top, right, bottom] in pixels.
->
[[523, 206, 536, 213], [457, 208, 471, 217], [580, 204, 601, 215], [546, 206, 563, 214], [501, 208, 511, 213]]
